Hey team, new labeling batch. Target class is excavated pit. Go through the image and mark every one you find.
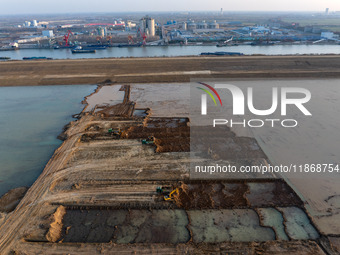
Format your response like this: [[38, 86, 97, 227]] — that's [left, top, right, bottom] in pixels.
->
[[42, 179, 317, 244], [81, 116, 191, 153], [52, 206, 319, 244]]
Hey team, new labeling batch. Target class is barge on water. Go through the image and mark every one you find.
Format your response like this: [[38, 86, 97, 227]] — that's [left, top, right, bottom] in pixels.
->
[[200, 51, 244, 56], [71, 46, 96, 54], [117, 43, 143, 48], [23, 57, 53, 60]]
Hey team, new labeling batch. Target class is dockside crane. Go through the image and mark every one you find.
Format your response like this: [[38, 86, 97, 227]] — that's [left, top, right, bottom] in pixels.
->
[[63, 30, 73, 47], [128, 35, 134, 44], [106, 36, 112, 44], [137, 27, 147, 46]]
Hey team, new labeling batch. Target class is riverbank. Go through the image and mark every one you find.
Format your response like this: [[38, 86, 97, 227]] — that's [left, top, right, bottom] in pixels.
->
[[1, 55, 340, 86]]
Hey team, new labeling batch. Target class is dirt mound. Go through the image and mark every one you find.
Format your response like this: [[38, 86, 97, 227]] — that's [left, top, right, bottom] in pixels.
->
[[46, 206, 66, 243], [173, 182, 249, 209], [123, 118, 190, 152]]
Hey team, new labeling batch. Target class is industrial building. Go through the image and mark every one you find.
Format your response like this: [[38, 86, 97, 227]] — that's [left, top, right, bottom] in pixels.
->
[[42, 30, 54, 38], [321, 31, 336, 40], [208, 20, 219, 29], [186, 20, 220, 31], [197, 21, 208, 29], [187, 21, 197, 31], [97, 27, 107, 37], [23, 20, 45, 28], [140, 16, 155, 36]]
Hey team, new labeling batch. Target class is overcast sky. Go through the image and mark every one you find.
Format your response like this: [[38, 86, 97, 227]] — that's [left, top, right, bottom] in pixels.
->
[[1, 0, 340, 15]]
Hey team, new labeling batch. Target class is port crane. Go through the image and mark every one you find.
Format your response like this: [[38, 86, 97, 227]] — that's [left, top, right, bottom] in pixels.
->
[[106, 36, 112, 44], [96, 36, 102, 44], [128, 35, 134, 44], [63, 30, 73, 47], [137, 27, 147, 46]]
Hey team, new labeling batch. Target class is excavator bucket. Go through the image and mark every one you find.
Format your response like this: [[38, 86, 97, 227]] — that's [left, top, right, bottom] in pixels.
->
[[164, 188, 179, 201]]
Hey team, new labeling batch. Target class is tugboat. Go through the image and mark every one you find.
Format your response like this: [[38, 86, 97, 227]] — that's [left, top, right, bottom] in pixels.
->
[[71, 46, 96, 54]]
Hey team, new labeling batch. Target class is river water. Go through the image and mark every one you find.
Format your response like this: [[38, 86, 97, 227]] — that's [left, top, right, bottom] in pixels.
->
[[1, 44, 340, 60], [0, 85, 96, 196]]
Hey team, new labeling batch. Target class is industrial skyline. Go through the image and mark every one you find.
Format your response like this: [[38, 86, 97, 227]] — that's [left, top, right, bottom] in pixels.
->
[[1, 0, 340, 15]]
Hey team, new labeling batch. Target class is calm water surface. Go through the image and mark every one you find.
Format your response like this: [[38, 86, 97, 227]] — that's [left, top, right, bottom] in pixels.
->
[[1, 44, 340, 60], [0, 85, 96, 196]]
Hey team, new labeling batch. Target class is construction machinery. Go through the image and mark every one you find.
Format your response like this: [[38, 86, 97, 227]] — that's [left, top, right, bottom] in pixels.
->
[[108, 128, 122, 139], [142, 136, 155, 145], [106, 36, 112, 44], [128, 35, 134, 44], [96, 36, 102, 44], [63, 30, 73, 47], [137, 27, 147, 46], [156, 186, 179, 201]]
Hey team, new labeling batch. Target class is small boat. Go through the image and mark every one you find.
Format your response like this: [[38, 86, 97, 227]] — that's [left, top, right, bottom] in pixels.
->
[[0, 57, 10, 60], [71, 46, 96, 54]]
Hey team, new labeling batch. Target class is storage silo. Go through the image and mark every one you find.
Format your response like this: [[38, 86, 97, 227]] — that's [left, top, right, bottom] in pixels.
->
[[187, 21, 197, 31], [197, 21, 208, 29], [147, 18, 155, 36], [208, 20, 220, 29]]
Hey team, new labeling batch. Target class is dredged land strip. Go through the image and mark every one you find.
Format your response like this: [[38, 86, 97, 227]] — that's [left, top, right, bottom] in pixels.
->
[[1, 55, 340, 86], [0, 82, 339, 254], [0, 57, 340, 254]]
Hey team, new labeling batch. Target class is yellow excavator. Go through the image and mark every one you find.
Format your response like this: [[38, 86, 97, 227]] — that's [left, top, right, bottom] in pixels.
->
[[142, 136, 155, 145], [156, 186, 179, 201], [108, 128, 122, 139]]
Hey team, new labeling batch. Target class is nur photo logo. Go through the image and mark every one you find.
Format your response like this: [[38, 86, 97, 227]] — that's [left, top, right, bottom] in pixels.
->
[[196, 82, 312, 128]]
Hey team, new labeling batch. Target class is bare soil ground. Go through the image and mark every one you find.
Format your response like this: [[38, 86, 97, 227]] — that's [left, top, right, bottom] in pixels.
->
[[1, 55, 340, 86], [0, 75, 338, 254]]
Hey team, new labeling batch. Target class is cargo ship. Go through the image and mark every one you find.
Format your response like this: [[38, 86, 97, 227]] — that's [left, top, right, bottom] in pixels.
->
[[71, 46, 96, 54]]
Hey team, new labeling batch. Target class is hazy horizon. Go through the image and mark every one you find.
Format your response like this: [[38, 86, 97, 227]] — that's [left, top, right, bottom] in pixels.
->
[[0, 0, 340, 15]]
